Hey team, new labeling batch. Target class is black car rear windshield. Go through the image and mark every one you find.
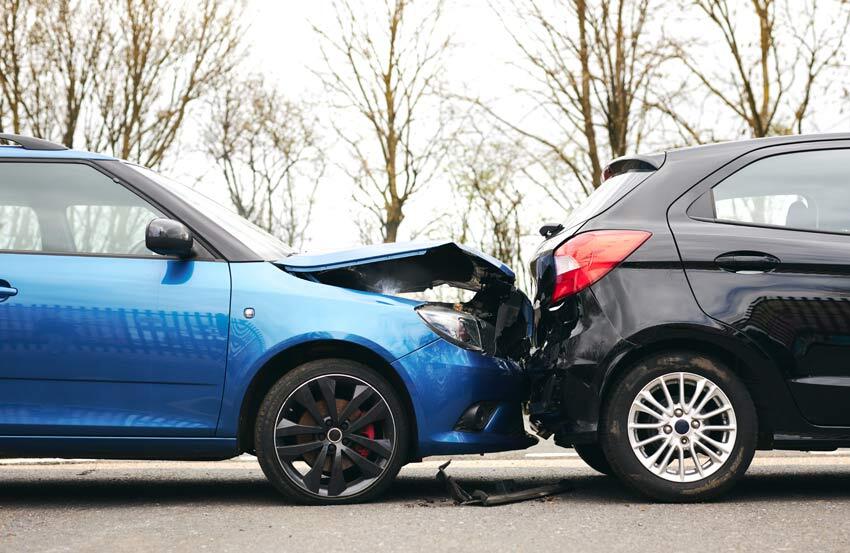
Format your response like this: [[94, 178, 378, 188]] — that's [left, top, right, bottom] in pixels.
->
[[563, 169, 656, 228]]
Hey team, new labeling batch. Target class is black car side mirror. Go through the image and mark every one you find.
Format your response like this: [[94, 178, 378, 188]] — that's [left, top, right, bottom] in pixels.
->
[[146, 218, 194, 258]]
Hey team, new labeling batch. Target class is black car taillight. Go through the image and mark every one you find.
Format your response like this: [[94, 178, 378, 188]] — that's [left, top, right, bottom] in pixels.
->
[[552, 230, 651, 302]]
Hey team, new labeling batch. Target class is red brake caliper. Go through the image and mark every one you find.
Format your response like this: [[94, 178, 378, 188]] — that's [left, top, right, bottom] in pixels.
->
[[354, 423, 375, 457]]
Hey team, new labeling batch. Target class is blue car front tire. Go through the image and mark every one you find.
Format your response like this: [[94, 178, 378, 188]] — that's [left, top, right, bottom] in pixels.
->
[[254, 359, 410, 504]]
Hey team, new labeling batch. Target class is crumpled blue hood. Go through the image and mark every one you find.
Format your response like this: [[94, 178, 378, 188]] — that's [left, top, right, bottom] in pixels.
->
[[279, 240, 515, 293]]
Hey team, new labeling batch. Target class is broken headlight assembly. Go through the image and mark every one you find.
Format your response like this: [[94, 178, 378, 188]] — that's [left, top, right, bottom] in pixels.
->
[[416, 305, 484, 352]]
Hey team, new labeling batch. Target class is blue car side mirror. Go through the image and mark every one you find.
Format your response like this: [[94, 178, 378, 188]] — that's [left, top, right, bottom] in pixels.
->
[[146, 218, 194, 258]]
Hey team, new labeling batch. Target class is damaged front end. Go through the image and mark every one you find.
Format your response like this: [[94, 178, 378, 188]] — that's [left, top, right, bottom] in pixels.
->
[[279, 240, 538, 456], [279, 240, 533, 363]]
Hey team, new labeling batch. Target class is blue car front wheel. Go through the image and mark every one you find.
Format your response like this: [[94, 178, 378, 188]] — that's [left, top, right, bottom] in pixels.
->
[[255, 359, 409, 504]]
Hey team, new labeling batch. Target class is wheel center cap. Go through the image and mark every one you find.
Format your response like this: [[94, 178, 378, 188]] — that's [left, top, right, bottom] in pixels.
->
[[327, 427, 343, 443], [674, 419, 690, 435]]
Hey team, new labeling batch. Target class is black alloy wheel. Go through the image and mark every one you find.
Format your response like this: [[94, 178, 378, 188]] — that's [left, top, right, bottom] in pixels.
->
[[255, 359, 408, 504]]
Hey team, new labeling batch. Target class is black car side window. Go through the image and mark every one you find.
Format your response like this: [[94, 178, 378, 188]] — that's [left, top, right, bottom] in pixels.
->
[[0, 162, 164, 256], [703, 149, 850, 235]]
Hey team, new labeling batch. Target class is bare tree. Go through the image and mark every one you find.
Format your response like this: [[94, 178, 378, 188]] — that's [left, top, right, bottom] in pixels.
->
[[486, 0, 672, 209], [0, 0, 115, 146], [0, 0, 55, 137], [313, 0, 454, 243], [203, 77, 325, 250], [449, 123, 530, 290], [87, 0, 243, 167], [44, 0, 114, 147], [0, 0, 26, 133], [0, 0, 243, 163], [674, 0, 850, 139]]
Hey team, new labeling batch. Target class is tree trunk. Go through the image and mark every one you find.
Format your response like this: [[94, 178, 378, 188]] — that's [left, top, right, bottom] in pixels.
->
[[577, 0, 603, 188]]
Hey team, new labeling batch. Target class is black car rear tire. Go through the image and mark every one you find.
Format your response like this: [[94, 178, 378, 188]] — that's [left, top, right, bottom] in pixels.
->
[[600, 352, 757, 502], [573, 443, 612, 475], [255, 359, 409, 505]]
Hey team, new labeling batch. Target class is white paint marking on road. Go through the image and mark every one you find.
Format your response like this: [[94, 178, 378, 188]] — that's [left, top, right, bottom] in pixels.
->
[[524, 452, 579, 458], [0, 458, 90, 465]]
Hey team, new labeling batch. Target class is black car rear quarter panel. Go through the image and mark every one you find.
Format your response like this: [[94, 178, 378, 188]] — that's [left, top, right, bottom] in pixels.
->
[[530, 226, 723, 444], [529, 161, 714, 443]]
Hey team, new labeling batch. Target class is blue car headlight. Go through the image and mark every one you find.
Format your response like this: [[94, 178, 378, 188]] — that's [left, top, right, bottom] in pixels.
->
[[415, 305, 483, 352]]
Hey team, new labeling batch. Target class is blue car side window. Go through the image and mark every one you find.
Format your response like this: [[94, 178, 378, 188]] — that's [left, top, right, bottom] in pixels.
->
[[0, 162, 163, 256], [0, 204, 41, 251]]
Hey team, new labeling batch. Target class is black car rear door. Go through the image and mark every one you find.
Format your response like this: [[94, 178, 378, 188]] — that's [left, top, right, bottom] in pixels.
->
[[668, 142, 850, 426]]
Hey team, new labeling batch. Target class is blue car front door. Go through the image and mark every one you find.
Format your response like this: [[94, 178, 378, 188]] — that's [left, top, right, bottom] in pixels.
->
[[0, 162, 231, 436]]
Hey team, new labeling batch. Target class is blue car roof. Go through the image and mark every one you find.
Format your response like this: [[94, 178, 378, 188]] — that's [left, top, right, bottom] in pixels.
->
[[0, 145, 115, 160]]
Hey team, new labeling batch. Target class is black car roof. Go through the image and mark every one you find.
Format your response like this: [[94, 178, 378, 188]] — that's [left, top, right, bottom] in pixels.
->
[[665, 132, 850, 160]]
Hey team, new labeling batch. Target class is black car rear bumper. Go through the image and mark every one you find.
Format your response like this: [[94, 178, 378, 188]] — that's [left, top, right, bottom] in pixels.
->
[[528, 365, 600, 445], [527, 286, 630, 446]]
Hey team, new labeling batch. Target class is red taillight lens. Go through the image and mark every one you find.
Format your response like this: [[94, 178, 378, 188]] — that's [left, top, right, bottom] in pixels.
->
[[552, 230, 651, 302]]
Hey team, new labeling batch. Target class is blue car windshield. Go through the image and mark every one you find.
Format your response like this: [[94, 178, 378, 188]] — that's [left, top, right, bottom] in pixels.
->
[[125, 163, 295, 259]]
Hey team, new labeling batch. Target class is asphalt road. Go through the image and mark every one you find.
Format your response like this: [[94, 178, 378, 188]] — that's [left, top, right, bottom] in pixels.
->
[[2, 440, 850, 552]]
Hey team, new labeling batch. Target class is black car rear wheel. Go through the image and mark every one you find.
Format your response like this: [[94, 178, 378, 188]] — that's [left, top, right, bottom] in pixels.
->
[[255, 359, 409, 504], [600, 352, 757, 502], [573, 443, 612, 475]]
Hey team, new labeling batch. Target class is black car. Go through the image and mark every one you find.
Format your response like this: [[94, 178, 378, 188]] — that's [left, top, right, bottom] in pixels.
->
[[529, 133, 850, 501]]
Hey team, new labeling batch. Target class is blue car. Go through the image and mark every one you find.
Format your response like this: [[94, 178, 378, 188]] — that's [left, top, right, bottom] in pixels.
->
[[0, 134, 536, 504]]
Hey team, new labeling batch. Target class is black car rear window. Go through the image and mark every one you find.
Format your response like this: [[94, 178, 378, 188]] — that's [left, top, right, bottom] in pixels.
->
[[563, 169, 656, 228]]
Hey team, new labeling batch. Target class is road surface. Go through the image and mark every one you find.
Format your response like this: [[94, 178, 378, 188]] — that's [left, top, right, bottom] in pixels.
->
[[1, 440, 849, 552]]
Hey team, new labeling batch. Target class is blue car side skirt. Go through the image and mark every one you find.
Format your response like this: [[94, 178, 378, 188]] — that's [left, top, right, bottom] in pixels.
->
[[0, 436, 239, 460]]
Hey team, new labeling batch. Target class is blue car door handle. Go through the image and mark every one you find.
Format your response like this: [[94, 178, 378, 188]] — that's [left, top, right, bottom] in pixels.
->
[[0, 283, 18, 299]]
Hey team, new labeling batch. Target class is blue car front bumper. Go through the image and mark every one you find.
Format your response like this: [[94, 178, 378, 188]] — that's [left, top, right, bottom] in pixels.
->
[[392, 338, 538, 458]]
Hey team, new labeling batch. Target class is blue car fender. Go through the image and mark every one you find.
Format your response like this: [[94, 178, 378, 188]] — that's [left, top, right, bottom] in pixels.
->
[[216, 261, 438, 437]]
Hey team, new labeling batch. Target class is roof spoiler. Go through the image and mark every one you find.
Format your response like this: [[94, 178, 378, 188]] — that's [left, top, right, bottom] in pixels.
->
[[602, 152, 665, 181], [0, 133, 67, 151]]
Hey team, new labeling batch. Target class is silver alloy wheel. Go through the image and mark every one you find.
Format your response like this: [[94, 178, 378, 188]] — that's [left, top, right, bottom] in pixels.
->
[[627, 371, 737, 483]]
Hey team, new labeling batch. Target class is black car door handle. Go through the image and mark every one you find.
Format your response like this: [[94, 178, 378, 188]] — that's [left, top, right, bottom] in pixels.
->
[[715, 252, 780, 273]]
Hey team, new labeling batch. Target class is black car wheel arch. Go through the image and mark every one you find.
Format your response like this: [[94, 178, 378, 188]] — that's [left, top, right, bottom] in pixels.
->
[[598, 334, 780, 449]]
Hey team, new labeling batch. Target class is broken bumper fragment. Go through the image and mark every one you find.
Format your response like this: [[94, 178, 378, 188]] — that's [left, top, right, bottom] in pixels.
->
[[437, 460, 570, 506]]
